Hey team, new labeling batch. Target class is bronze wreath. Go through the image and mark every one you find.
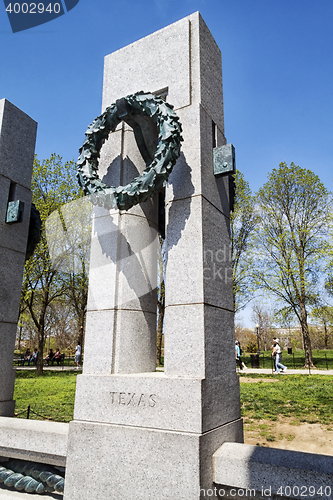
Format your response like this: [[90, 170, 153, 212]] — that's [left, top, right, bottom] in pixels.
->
[[77, 91, 183, 211]]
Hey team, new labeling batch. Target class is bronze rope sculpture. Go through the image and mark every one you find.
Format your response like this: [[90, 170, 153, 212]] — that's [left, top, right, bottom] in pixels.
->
[[77, 91, 183, 211], [0, 460, 64, 494]]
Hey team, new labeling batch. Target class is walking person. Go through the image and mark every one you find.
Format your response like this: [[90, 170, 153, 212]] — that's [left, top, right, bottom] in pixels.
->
[[272, 338, 287, 373], [271, 338, 277, 372], [240, 343, 247, 369], [74, 342, 81, 369], [235, 340, 243, 371]]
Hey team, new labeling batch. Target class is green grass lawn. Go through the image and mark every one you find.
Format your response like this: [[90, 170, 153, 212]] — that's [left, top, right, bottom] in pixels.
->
[[13, 371, 333, 429], [240, 374, 333, 426], [242, 349, 333, 370], [14, 371, 78, 422]]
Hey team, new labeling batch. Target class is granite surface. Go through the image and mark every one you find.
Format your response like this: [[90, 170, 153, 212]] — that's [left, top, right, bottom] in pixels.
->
[[0, 417, 68, 467], [65, 419, 243, 500], [214, 442, 333, 499], [0, 100, 36, 417]]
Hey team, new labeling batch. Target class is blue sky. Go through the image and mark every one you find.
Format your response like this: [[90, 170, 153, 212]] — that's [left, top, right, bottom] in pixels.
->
[[1, 0, 332, 326]]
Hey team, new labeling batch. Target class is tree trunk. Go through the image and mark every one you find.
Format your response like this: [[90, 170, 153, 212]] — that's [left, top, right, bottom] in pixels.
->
[[324, 321, 328, 349], [18, 324, 23, 350], [36, 328, 45, 375], [156, 294, 164, 366], [299, 302, 314, 367]]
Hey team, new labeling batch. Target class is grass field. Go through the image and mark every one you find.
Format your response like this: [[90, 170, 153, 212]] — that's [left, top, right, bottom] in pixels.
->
[[239, 373, 333, 425], [13, 371, 333, 433], [14, 371, 78, 422], [240, 373, 333, 448]]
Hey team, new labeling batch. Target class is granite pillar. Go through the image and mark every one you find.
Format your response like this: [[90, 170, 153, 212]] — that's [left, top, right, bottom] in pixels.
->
[[0, 99, 37, 416], [65, 12, 242, 500]]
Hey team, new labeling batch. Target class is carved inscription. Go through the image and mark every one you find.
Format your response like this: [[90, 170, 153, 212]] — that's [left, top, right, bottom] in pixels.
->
[[110, 392, 157, 408]]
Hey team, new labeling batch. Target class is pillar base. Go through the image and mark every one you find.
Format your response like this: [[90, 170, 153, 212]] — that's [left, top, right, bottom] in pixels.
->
[[0, 400, 15, 417], [64, 419, 243, 500]]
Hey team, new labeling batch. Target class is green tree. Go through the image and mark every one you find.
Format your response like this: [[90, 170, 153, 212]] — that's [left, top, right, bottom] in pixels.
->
[[253, 162, 332, 367], [21, 154, 85, 374], [230, 170, 257, 312], [51, 195, 92, 345]]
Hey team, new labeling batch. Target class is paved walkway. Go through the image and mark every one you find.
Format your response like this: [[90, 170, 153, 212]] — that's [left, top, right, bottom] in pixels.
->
[[13, 365, 80, 372]]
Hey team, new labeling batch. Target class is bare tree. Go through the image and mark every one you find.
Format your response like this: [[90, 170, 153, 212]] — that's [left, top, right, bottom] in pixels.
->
[[251, 303, 274, 351]]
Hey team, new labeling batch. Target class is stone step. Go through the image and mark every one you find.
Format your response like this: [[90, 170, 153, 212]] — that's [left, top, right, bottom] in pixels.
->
[[0, 484, 62, 499]]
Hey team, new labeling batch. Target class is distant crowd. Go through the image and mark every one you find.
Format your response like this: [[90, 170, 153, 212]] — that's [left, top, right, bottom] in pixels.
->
[[20, 342, 81, 368]]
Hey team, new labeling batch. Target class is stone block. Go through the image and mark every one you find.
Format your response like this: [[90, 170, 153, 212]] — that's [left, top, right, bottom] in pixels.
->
[[64, 419, 243, 500], [82, 309, 116, 374], [98, 126, 122, 185], [0, 175, 10, 224], [73, 372, 202, 432], [0, 312, 17, 386], [199, 105, 230, 216], [102, 16, 191, 111], [164, 303, 205, 378], [201, 306, 241, 431], [213, 442, 333, 498], [0, 401, 15, 418], [0, 246, 26, 323], [164, 105, 201, 205], [165, 105, 229, 215], [83, 308, 156, 375], [163, 304, 241, 431], [0, 417, 68, 467], [97, 124, 158, 225], [0, 363, 16, 404], [0, 180, 32, 254], [164, 195, 233, 312], [164, 195, 204, 308], [196, 14, 224, 131], [74, 369, 241, 435], [202, 197, 233, 311], [87, 212, 158, 313], [113, 309, 157, 373], [0, 99, 37, 188]]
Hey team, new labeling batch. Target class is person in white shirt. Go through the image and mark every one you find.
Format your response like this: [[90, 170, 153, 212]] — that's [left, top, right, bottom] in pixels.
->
[[74, 342, 82, 369], [272, 338, 287, 374]]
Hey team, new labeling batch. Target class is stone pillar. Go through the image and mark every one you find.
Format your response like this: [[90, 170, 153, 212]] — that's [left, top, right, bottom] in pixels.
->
[[64, 12, 242, 500], [80, 118, 159, 376], [0, 99, 37, 416]]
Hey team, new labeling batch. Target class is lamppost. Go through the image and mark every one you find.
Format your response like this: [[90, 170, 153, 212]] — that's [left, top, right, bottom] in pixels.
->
[[256, 323, 260, 355]]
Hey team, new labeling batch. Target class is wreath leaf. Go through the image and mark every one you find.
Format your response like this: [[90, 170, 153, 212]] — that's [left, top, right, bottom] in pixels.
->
[[77, 91, 183, 211]]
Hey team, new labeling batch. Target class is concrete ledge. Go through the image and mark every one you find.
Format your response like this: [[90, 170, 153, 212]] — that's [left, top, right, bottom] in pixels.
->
[[213, 442, 333, 499], [0, 483, 62, 499], [0, 417, 68, 467]]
